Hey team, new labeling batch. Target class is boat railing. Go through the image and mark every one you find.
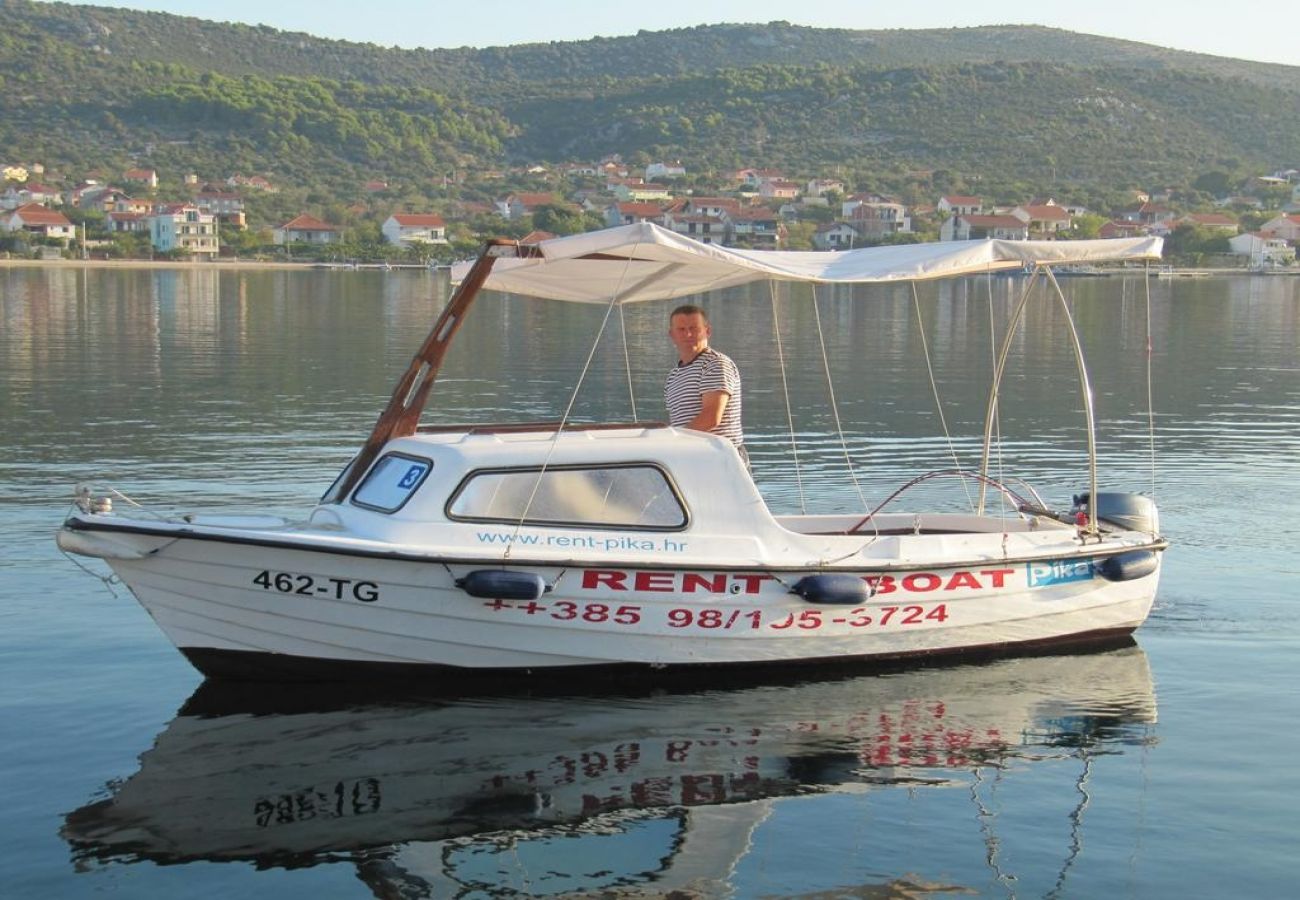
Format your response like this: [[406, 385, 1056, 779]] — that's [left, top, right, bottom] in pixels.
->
[[415, 420, 668, 435]]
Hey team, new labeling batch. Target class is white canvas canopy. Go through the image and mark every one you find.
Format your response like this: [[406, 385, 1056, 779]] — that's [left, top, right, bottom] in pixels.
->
[[472, 222, 1163, 304]]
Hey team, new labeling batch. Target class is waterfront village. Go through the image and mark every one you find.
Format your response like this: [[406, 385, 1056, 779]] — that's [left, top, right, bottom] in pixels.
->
[[2, 157, 1299, 268]]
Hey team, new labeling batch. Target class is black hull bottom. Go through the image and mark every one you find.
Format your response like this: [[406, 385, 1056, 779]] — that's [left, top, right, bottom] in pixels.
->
[[180, 627, 1139, 693]]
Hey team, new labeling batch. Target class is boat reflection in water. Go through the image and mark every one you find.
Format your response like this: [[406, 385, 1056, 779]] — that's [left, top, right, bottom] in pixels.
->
[[64, 644, 1157, 896]]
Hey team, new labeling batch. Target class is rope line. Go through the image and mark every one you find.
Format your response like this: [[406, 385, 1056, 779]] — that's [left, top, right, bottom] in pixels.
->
[[911, 280, 976, 512], [809, 282, 872, 516], [770, 280, 807, 514]]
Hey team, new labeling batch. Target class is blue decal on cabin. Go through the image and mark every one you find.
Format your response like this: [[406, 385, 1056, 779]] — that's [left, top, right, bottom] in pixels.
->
[[398, 463, 427, 489]]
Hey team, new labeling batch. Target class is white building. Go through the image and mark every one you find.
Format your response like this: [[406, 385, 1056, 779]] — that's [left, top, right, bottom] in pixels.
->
[[645, 161, 686, 180], [940, 215, 1029, 242], [148, 204, 219, 259], [382, 214, 448, 247], [1229, 232, 1295, 267], [1, 203, 75, 241]]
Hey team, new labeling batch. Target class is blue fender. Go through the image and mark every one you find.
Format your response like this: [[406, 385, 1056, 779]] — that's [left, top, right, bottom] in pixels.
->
[[456, 569, 550, 601], [1095, 550, 1160, 582], [790, 574, 872, 605]]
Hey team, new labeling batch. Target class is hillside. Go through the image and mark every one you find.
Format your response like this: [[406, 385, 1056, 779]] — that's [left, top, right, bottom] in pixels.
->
[[9, 1, 1298, 93], [1, 0, 1297, 209]]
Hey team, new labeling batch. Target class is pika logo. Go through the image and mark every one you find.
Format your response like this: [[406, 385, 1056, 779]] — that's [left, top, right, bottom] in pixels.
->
[[1027, 559, 1094, 588]]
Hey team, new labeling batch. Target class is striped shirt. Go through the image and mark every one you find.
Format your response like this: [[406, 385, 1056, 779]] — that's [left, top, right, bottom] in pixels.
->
[[664, 348, 744, 446]]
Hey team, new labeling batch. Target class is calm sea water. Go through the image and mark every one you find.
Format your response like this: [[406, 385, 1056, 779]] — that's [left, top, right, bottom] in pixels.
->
[[2, 265, 1298, 898]]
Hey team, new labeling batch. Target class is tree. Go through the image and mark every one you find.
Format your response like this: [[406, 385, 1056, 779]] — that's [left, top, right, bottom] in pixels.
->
[[531, 204, 595, 235], [1069, 213, 1107, 239], [784, 221, 817, 250], [1192, 171, 1234, 197]]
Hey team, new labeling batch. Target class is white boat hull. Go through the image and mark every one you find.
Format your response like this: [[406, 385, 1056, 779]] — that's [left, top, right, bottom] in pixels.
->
[[61, 517, 1160, 680]]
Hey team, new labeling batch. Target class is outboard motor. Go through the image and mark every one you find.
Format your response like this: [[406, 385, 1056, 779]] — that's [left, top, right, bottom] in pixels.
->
[[1071, 492, 1159, 534]]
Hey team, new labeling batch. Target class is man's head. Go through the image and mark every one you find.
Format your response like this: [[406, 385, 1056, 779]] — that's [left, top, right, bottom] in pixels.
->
[[669, 304, 711, 362]]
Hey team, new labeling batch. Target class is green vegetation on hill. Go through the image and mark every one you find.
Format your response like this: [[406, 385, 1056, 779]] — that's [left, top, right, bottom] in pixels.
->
[[1, 0, 1296, 226]]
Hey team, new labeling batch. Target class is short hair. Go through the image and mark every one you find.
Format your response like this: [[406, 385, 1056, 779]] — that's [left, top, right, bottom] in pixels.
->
[[670, 304, 709, 323]]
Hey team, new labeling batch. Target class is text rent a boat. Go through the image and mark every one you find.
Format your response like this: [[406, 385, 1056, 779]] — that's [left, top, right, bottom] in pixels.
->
[[57, 223, 1169, 680]]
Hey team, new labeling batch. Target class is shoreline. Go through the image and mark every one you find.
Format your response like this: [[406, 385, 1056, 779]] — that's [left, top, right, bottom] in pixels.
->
[[2, 257, 1293, 276], [1, 257, 325, 270], [0, 258, 448, 271]]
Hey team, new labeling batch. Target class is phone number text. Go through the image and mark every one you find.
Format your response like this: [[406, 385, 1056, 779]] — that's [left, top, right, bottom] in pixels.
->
[[481, 598, 948, 630]]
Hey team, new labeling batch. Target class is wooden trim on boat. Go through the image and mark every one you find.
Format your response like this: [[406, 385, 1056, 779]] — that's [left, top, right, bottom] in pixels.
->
[[325, 239, 515, 503]]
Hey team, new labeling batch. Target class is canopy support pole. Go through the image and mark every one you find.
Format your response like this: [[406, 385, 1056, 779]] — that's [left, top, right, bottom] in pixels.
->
[[977, 266, 1100, 537], [978, 267, 1041, 514], [1044, 266, 1101, 537], [324, 239, 523, 504]]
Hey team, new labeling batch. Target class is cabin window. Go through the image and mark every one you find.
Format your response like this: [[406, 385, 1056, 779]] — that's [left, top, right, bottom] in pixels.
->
[[351, 453, 433, 513], [447, 464, 687, 530]]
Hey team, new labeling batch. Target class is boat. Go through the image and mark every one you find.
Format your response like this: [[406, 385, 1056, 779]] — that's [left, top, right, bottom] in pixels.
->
[[1154, 265, 1210, 278], [63, 645, 1156, 894], [56, 223, 1168, 680]]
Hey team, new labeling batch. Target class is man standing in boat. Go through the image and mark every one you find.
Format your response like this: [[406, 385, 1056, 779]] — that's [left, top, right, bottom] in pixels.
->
[[665, 305, 746, 463]]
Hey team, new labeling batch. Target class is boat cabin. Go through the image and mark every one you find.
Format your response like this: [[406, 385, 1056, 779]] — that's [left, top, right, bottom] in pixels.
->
[[311, 423, 1078, 569]]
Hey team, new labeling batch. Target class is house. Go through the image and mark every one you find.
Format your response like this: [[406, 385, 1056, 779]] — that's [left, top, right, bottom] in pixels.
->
[[662, 211, 727, 244], [813, 222, 862, 251], [599, 160, 630, 179], [684, 197, 741, 219], [806, 179, 846, 198], [850, 200, 912, 238], [608, 180, 672, 202], [1214, 195, 1264, 210], [1011, 204, 1072, 236], [496, 192, 560, 220], [604, 201, 667, 228], [195, 192, 247, 229], [148, 204, 219, 258], [940, 215, 1029, 242], [106, 211, 148, 233], [1, 203, 75, 241], [1180, 213, 1239, 234], [1099, 220, 1149, 239], [758, 180, 800, 201], [364, 180, 389, 193], [841, 193, 885, 218], [382, 213, 448, 247], [737, 168, 785, 189], [1229, 232, 1295, 266], [1260, 214, 1300, 243], [83, 189, 133, 214], [938, 195, 983, 216], [730, 207, 783, 249], [644, 161, 686, 180], [124, 168, 158, 189], [2, 182, 62, 210], [66, 182, 105, 207], [274, 214, 341, 245], [1123, 202, 1176, 225], [665, 214, 727, 244], [226, 174, 276, 192]]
